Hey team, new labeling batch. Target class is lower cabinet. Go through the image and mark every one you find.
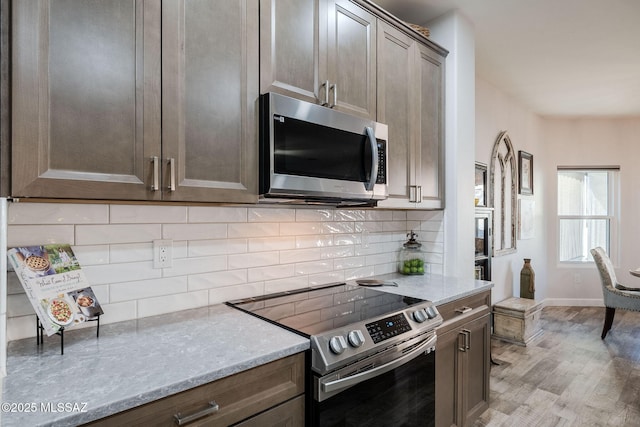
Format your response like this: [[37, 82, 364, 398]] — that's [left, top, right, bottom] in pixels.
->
[[436, 291, 491, 427], [83, 353, 304, 427]]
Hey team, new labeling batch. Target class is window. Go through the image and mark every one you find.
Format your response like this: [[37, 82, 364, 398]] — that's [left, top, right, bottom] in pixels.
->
[[557, 167, 619, 263]]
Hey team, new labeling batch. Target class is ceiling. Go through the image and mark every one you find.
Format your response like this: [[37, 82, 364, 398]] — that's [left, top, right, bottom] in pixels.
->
[[373, 0, 640, 117]]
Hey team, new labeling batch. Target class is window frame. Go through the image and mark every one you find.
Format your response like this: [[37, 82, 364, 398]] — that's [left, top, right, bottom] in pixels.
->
[[556, 167, 619, 265]]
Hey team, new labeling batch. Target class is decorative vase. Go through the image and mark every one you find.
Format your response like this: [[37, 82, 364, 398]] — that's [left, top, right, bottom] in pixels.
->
[[520, 258, 535, 299]]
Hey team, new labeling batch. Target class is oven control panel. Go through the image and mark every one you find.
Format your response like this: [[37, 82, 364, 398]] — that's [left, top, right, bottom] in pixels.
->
[[311, 301, 443, 375], [366, 313, 412, 344]]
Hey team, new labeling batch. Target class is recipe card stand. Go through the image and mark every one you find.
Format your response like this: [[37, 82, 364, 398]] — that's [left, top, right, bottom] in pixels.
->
[[36, 315, 101, 355]]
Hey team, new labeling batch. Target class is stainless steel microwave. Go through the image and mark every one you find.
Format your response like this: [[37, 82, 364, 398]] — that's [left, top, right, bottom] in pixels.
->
[[259, 93, 388, 205]]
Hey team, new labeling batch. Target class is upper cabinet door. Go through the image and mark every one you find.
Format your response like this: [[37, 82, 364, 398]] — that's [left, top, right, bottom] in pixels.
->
[[375, 21, 416, 208], [12, 0, 162, 200], [376, 21, 446, 210], [259, 0, 323, 104], [326, 0, 377, 119], [162, 0, 259, 203], [416, 43, 445, 208]]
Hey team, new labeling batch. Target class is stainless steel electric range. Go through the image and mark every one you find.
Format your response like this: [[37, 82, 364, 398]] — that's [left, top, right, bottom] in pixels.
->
[[227, 282, 442, 427]]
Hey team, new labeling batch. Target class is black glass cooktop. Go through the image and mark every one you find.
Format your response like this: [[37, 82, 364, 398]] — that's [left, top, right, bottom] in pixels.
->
[[226, 283, 425, 337]]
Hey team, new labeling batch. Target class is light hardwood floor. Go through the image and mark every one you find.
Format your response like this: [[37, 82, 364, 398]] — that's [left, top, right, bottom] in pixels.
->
[[474, 306, 640, 427]]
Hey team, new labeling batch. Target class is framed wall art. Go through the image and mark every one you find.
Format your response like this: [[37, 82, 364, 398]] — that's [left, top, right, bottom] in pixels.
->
[[518, 151, 533, 195]]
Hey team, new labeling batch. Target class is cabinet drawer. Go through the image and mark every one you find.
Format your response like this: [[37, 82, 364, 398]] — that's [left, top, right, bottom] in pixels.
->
[[437, 290, 491, 323], [234, 395, 304, 427], [85, 353, 304, 427]]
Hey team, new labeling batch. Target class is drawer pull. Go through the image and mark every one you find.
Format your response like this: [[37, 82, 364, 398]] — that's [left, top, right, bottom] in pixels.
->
[[174, 401, 219, 426], [455, 306, 472, 314]]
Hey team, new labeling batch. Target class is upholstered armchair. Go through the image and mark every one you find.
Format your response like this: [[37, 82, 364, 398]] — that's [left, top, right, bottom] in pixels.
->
[[590, 247, 640, 339]]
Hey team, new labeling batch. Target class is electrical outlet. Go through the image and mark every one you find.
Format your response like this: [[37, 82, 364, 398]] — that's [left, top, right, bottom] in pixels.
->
[[153, 239, 173, 269]]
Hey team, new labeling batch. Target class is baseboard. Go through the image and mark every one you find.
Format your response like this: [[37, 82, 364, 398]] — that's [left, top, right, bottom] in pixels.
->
[[542, 298, 604, 307]]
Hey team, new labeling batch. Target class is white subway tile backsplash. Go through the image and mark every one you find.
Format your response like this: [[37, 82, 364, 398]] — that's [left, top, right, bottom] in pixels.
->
[[110, 277, 188, 303], [5, 202, 445, 340], [189, 239, 248, 257], [321, 246, 354, 259], [189, 206, 248, 223], [248, 236, 295, 252], [295, 209, 333, 222], [280, 247, 322, 264], [228, 251, 279, 270], [228, 222, 279, 238], [208, 282, 264, 305], [83, 261, 162, 286], [248, 207, 295, 222], [189, 270, 248, 291], [344, 266, 376, 280], [109, 243, 153, 264], [6, 294, 33, 317], [8, 225, 76, 247], [248, 264, 295, 283], [110, 205, 187, 224], [137, 290, 209, 318], [334, 210, 366, 222], [264, 276, 309, 294], [365, 210, 394, 221], [76, 224, 161, 245], [73, 245, 110, 266], [333, 256, 366, 270], [99, 301, 137, 324], [295, 235, 333, 249], [163, 255, 227, 278], [279, 222, 323, 236], [8, 202, 108, 225], [308, 271, 344, 286], [322, 222, 355, 234], [294, 260, 333, 276], [163, 223, 227, 241]]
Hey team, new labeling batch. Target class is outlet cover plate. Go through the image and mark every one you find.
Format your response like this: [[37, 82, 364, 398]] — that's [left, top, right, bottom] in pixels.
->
[[153, 239, 173, 269]]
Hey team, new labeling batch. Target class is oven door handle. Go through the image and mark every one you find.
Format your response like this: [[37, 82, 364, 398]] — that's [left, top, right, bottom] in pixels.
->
[[320, 334, 436, 394]]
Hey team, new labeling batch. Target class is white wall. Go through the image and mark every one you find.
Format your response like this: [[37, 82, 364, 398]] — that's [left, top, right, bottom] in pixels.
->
[[428, 10, 476, 279], [5, 203, 445, 341], [542, 117, 640, 305], [475, 78, 547, 304]]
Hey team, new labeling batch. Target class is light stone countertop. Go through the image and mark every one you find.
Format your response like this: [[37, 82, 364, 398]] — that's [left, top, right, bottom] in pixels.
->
[[348, 272, 494, 305], [0, 304, 309, 427], [0, 273, 492, 427]]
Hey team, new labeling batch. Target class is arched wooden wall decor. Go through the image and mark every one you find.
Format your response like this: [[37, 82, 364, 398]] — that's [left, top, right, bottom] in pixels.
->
[[489, 130, 517, 256]]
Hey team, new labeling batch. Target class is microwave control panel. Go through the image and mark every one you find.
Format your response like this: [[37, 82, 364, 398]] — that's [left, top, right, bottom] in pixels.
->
[[377, 140, 387, 184]]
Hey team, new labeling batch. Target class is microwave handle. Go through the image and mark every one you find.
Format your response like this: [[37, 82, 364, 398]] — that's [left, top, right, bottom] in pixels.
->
[[365, 126, 378, 191]]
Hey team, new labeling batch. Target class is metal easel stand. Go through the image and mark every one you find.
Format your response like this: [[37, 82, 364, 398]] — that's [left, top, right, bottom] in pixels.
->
[[36, 314, 101, 355]]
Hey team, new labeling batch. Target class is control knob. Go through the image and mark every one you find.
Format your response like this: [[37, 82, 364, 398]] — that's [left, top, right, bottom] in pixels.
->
[[412, 308, 428, 323], [347, 330, 365, 347], [425, 306, 438, 319], [329, 335, 348, 354]]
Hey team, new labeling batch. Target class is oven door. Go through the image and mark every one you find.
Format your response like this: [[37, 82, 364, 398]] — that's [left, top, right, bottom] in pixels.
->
[[310, 333, 436, 427]]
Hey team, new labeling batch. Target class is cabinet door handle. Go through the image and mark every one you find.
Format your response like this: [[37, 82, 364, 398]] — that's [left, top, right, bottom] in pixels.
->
[[458, 331, 466, 352], [462, 329, 471, 350], [409, 185, 417, 202], [321, 80, 330, 106], [329, 83, 337, 108], [151, 156, 160, 191], [455, 306, 472, 315], [168, 158, 176, 192], [174, 401, 219, 425]]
